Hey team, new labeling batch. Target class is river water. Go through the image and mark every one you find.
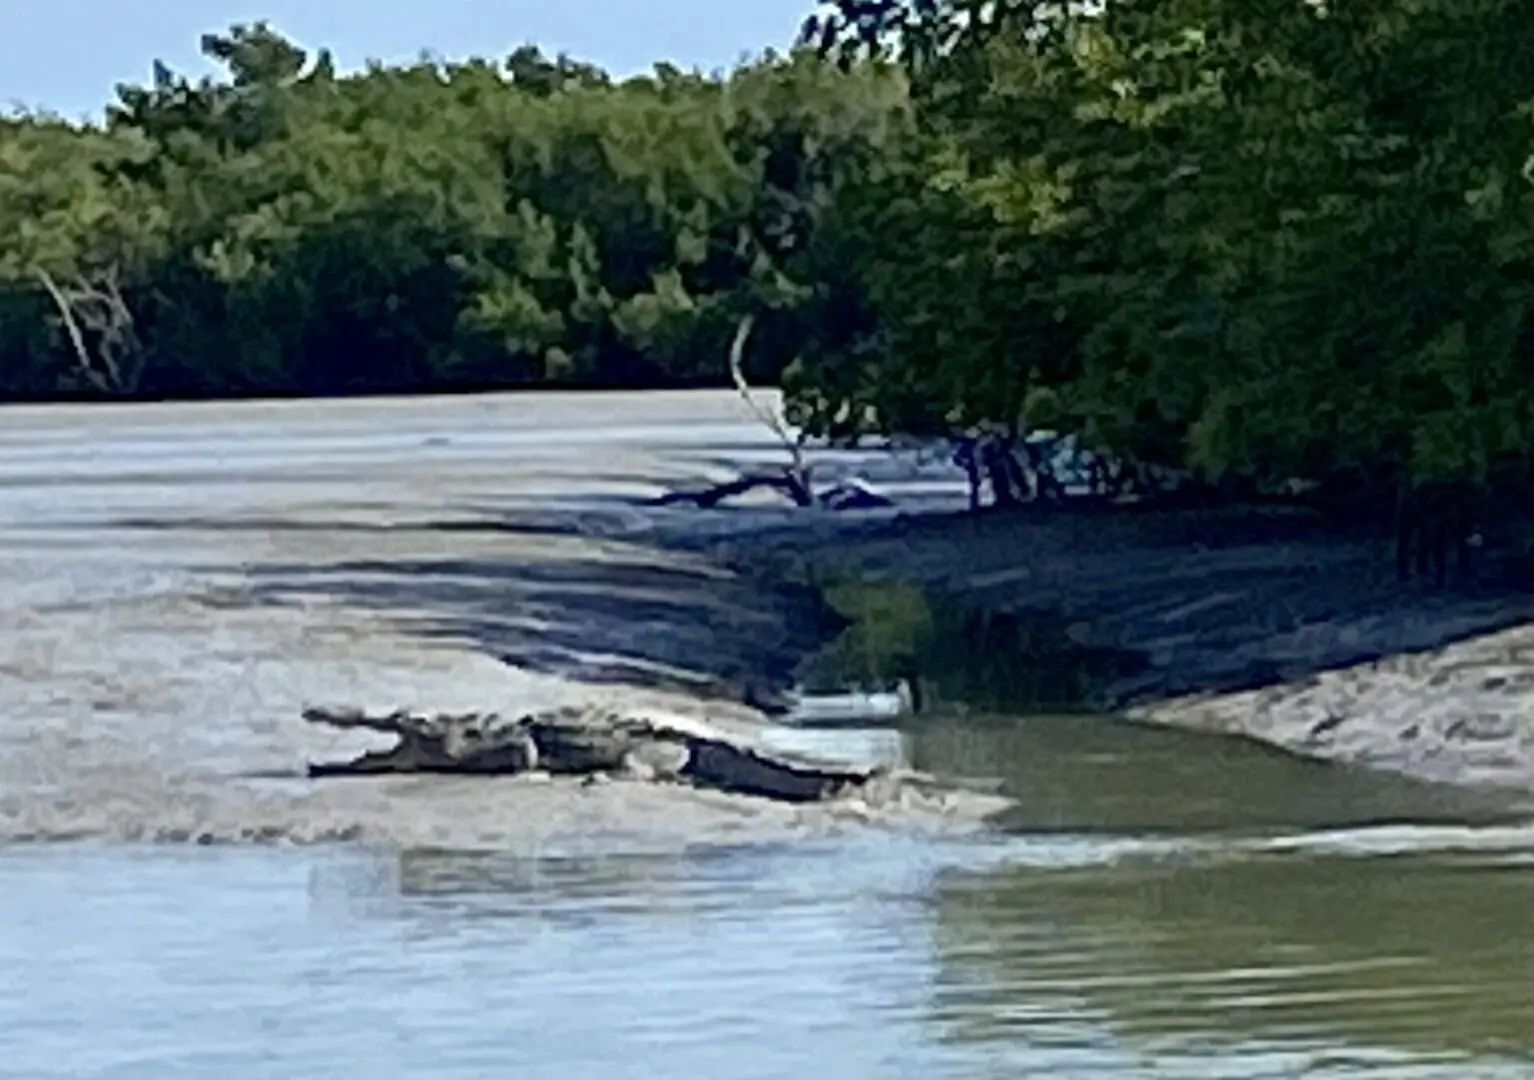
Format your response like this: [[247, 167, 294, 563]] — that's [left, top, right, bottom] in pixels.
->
[[2, 393, 1533, 1077], [4, 716, 1533, 1079]]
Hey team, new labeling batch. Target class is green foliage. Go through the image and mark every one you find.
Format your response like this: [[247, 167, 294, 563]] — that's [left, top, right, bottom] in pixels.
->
[[0, 28, 902, 398], [798, 0, 1534, 497]]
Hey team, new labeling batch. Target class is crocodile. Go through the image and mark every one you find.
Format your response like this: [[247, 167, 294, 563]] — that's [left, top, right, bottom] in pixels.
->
[[301, 702, 950, 804]]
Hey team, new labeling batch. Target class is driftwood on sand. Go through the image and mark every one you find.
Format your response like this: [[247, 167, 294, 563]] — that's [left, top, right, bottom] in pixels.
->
[[302, 703, 909, 804], [649, 314, 817, 510], [641, 314, 890, 513]]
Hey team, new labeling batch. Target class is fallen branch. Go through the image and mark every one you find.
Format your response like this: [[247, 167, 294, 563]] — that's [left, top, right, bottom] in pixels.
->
[[650, 471, 814, 509]]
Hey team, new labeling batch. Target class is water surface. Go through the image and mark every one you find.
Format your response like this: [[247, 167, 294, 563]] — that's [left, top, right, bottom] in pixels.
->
[[4, 716, 1531, 1080]]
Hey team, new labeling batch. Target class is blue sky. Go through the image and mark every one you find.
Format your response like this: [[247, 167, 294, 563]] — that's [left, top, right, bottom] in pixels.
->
[[2, 0, 820, 121]]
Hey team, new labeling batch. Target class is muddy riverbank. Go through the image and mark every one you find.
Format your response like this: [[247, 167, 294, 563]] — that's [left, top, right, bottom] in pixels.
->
[[709, 502, 1534, 794], [3, 387, 1532, 849]]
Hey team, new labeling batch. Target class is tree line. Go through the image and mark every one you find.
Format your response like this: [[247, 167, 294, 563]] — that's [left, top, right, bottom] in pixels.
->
[[4, 7, 1534, 562], [0, 24, 903, 399]]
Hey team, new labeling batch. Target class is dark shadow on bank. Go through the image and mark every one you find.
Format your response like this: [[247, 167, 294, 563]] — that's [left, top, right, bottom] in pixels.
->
[[116, 502, 1145, 714], [105, 476, 1534, 716], [795, 577, 1151, 714], [100, 476, 864, 706], [778, 502, 1534, 713], [239, 545, 847, 708]]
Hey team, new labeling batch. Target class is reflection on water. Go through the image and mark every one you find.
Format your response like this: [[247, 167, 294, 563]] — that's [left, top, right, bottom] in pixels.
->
[[2, 718, 1533, 1078], [799, 579, 1146, 712], [931, 851, 1534, 1067]]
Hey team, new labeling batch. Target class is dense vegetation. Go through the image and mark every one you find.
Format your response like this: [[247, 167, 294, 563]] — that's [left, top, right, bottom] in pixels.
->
[[4, 5, 1534, 548], [0, 25, 904, 398], [798, 0, 1534, 508]]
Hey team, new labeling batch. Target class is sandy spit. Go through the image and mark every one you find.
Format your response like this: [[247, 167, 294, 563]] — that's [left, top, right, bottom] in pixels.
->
[[0, 389, 1000, 850]]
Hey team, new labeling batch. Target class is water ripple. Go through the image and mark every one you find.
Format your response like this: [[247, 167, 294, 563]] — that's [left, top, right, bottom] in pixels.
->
[[1, 831, 1531, 1078]]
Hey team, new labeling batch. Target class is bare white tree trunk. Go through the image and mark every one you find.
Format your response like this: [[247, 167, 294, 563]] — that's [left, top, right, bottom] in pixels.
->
[[728, 313, 812, 497], [650, 314, 824, 509], [35, 264, 146, 395]]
